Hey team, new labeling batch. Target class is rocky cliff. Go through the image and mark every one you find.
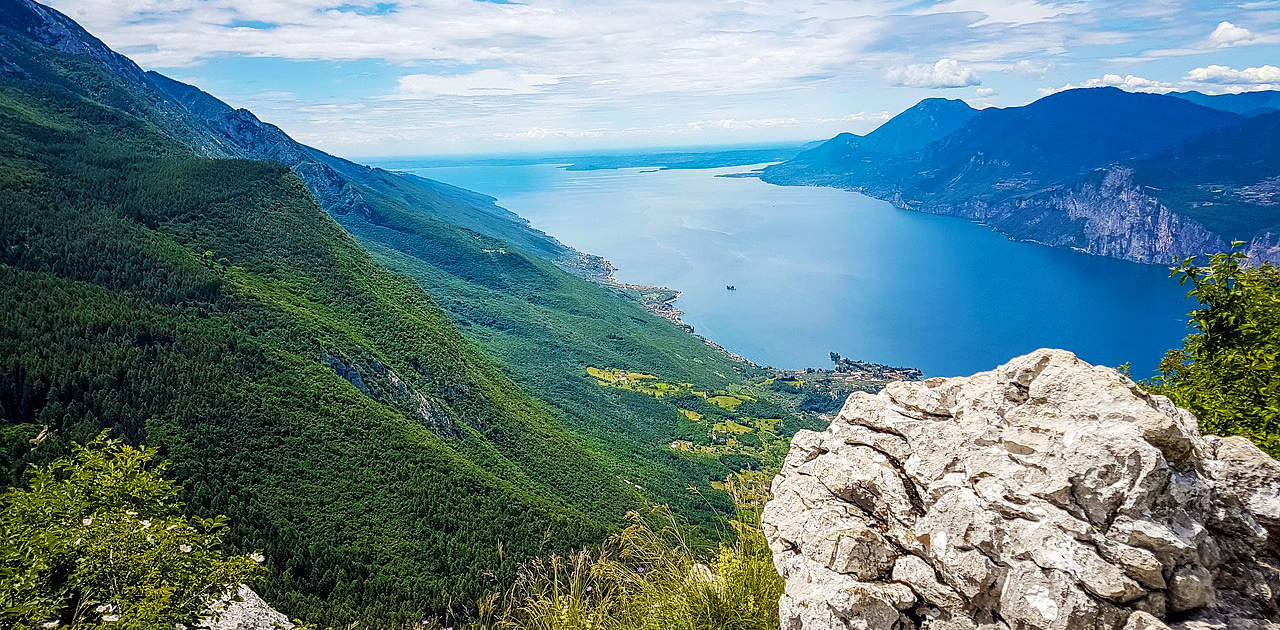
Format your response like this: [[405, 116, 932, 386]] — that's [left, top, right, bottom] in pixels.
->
[[763, 165, 1280, 266], [200, 585, 294, 630], [929, 167, 1232, 265], [763, 349, 1279, 630]]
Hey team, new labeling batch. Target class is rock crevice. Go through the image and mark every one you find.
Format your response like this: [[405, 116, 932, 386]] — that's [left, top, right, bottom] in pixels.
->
[[763, 349, 1280, 630]]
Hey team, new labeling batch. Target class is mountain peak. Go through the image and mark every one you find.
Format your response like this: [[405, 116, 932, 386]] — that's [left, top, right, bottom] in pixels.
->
[[853, 96, 978, 155], [0, 0, 148, 85], [913, 96, 975, 108]]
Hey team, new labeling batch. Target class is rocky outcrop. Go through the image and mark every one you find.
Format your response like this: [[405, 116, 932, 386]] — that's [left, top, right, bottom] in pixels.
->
[[1251, 230, 1280, 264], [0, 0, 150, 86], [320, 353, 459, 437], [763, 349, 1280, 630], [200, 585, 293, 630], [974, 168, 1230, 264]]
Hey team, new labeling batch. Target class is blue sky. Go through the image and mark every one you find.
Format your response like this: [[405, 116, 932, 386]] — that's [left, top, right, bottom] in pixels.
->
[[46, 0, 1280, 157]]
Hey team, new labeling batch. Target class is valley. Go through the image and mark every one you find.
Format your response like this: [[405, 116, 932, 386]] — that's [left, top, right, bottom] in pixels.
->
[[0, 2, 825, 625], [2, 1, 1278, 629]]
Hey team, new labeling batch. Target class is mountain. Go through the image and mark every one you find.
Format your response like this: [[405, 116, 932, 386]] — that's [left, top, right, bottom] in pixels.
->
[[1171, 89, 1280, 117], [919, 88, 1241, 187], [12, 2, 778, 487], [143, 71, 576, 262], [762, 87, 1280, 264], [847, 97, 979, 155], [774, 98, 977, 184], [0, 0, 574, 261], [0, 54, 615, 625], [0, 0, 818, 625]]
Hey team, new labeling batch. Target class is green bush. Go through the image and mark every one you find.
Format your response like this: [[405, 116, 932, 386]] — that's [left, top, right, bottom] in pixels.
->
[[0, 433, 262, 630], [1146, 245, 1280, 456]]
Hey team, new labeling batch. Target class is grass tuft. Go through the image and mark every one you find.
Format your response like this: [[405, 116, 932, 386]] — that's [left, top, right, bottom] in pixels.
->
[[458, 474, 782, 630]]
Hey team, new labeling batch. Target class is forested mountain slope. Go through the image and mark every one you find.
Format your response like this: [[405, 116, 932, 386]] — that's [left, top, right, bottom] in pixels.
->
[[0, 2, 780, 529], [0, 42, 650, 626], [0, 0, 573, 261], [763, 87, 1280, 264], [143, 70, 574, 262], [0, 0, 806, 625]]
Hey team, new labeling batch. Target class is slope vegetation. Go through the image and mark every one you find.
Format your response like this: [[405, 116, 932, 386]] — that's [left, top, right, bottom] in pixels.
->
[[0, 0, 780, 530], [0, 23, 649, 628], [0, 1, 821, 624]]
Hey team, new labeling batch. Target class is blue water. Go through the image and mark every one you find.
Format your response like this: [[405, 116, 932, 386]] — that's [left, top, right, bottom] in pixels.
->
[[396, 161, 1192, 377]]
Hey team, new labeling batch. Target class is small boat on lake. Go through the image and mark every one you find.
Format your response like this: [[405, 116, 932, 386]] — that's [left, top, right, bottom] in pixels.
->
[[726, 285, 736, 291]]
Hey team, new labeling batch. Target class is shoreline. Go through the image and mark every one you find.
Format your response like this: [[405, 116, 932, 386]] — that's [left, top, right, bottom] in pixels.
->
[[557, 249, 919, 380], [740, 170, 1259, 268], [558, 249, 760, 366]]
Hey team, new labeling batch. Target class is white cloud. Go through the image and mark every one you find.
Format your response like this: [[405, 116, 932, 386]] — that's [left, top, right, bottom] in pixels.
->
[[494, 127, 609, 140], [1041, 73, 1174, 94], [38, 0, 1280, 153], [1208, 21, 1254, 47], [916, 0, 1084, 26], [1185, 64, 1280, 85], [44, 0, 893, 98], [1112, 18, 1274, 63], [1095, 73, 1173, 91], [682, 112, 892, 131], [886, 59, 981, 88], [974, 87, 997, 97], [1012, 59, 1052, 78], [395, 70, 561, 97]]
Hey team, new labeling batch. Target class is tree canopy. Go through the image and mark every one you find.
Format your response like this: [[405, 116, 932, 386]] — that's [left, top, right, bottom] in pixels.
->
[[1147, 245, 1280, 456]]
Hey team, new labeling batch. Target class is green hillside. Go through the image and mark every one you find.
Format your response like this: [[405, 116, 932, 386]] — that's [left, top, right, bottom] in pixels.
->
[[0, 66, 648, 625], [0, 2, 827, 625], [0, 0, 794, 531], [135, 69, 784, 522]]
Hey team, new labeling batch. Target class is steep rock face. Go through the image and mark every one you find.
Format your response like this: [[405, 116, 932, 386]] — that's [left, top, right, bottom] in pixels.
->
[[200, 585, 294, 630], [1250, 230, 1280, 264], [0, 0, 149, 86], [938, 168, 1232, 264], [763, 349, 1280, 630]]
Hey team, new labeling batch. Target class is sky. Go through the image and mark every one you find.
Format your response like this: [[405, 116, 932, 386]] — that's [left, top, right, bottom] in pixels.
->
[[44, 0, 1280, 157]]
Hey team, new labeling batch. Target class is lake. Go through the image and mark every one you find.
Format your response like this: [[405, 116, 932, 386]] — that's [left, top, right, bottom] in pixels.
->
[[392, 161, 1192, 377]]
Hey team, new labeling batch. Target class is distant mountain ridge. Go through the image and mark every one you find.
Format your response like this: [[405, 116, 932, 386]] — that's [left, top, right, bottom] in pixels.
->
[[763, 87, 1280, 264], [1170, 90, 1280, 117], [142, 69, 577, 262]]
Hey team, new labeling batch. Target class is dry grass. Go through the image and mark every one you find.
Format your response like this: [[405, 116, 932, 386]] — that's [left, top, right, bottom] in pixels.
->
[[450, 473, 782, 630]]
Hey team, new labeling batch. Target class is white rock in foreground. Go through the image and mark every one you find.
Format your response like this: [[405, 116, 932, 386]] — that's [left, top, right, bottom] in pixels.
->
[[762, 349, 1280, 630], [199, 585, 294, 630]]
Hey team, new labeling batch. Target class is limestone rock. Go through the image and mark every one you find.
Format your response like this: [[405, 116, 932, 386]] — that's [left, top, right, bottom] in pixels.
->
[[199, 585, 294, 630], [763, 349, 1280, 630]]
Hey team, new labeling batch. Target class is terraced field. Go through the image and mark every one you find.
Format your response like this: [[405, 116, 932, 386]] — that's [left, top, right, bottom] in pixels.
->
[[586, 366, 807, 474]]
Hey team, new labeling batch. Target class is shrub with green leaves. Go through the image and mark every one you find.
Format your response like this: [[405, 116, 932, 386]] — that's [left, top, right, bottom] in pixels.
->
[[0, 434, 263, 629], [1146, 244, 1280, 457]]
